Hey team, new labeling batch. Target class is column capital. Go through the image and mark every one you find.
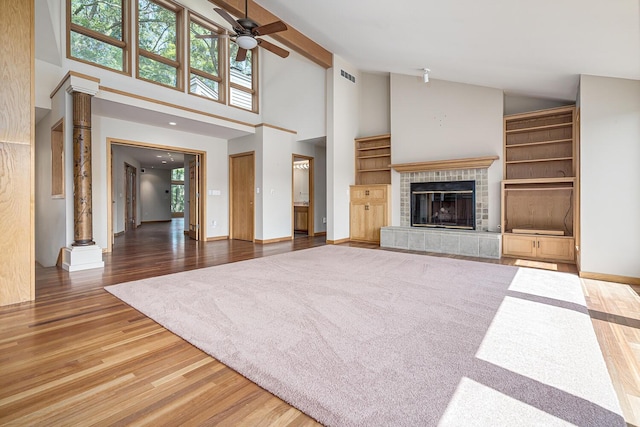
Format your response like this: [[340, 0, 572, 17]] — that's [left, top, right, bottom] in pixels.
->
[[65, 75, 99, 97]]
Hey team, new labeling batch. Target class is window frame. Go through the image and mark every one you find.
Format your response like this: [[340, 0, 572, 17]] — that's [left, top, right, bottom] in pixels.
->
[[228, 46, 259, 113], [135, 0, 184, 91], [67, 0, 131, 74], [187, 12, 226, 104]]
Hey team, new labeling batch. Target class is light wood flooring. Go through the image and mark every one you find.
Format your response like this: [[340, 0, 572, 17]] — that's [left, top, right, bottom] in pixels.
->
[[0, 220, 638, 425]]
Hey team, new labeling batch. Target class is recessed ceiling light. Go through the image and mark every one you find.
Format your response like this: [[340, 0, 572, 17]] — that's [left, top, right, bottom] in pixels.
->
[[156, 155, 162, 158], [169, 122, 177, 126], [162, 160, 167, 164]]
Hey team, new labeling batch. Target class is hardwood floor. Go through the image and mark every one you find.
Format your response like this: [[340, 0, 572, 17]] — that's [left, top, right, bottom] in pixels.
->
[[1, 220, 638, 425]]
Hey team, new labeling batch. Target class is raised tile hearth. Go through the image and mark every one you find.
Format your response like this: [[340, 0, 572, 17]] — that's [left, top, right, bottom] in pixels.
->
[[380, 226, 502, 259]]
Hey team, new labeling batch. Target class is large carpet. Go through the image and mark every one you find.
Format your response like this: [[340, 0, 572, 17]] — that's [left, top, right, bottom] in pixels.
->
[[106, 246, 624, 426]]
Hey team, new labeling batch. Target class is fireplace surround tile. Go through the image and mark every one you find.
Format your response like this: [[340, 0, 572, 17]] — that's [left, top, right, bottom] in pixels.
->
[[380, 226, 501, 259]]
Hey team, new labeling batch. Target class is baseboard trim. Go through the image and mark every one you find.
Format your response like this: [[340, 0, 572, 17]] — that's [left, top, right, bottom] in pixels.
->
[[579, 271, 640, 285], [255, 236, 293, 244], [114, 231, 124, 237], [326, 238, 350, 245], [141, 220, 172, 223], [314, 231, 327, 237], [206, 235, 229, 242]]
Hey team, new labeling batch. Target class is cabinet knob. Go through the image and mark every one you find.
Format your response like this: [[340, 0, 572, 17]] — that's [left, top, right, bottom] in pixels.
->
[[365, 190, 370, 196], [365, 204, 370, 211]]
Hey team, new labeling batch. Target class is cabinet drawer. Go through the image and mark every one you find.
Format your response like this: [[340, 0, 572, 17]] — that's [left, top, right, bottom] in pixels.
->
[[350, 185, 388, 201]]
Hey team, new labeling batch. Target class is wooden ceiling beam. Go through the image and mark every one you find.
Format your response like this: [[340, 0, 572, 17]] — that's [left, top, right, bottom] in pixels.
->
[[208, 0, 332, 68]]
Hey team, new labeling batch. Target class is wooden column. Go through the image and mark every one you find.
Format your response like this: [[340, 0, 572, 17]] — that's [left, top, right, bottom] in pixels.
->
[[72, 91, 95, 246]]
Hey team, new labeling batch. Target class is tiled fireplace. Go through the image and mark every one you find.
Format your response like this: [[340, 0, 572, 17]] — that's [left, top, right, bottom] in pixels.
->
[[381, 157, 501, 259]]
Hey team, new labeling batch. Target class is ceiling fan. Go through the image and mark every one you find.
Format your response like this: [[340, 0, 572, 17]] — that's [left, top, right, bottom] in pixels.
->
[[198, 0, 289, 62]]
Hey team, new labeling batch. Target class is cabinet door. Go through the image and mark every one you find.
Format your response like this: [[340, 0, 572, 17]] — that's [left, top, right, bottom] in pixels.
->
[[537, 236, 575, 261], [365, 202, 387, 242], [350, 202, 368, 241], [503, 234, 536, 258]]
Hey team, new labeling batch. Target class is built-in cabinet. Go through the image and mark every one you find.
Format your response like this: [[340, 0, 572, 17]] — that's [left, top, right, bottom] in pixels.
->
[[351, 134, 392, 243], [294, 206, 308, 232], [501, 106, 578, 263], [350, 185, 390, 243]]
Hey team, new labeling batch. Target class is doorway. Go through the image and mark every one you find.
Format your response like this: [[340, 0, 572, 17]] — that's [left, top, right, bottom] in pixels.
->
[[292, 155, 314, 237], [229, 151, 255, 242], [107, 139, 206, 253], [124, 163, 137, 232]]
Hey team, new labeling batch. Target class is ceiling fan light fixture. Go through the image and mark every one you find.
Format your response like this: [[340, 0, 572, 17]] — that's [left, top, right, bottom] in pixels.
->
[[236, 35, 258, 50]]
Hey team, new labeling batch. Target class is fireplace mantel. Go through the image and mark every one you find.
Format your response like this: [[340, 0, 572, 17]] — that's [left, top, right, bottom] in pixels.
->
[[390, 156, 499, 173]]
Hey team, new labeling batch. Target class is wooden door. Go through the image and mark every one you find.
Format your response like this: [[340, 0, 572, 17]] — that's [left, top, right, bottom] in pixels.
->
[[230, 152, 254, 241], [188, 157, 200, 240], [124, 163, 137, 232]]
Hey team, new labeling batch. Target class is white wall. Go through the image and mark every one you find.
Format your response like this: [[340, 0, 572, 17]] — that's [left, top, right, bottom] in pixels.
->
[[579, 75, 640, 279], [140, 169, 171, 222], [261, 47, 326, 141], [34, 111, 66, 267], [504, 94, 573, 115], [326, 56, 360, 241], [359, 72, 390, 136], [313, 143, 327, 233], [261, 127, 296, 240], [390, 74, 504, 231]]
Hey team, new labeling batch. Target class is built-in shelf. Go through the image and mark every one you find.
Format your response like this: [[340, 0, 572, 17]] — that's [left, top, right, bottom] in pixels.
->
[[359, 154, 390, 159], [502, 105, 578, 263], [506, 138, 573, 148], [357, 145, 391, 151], [355, 134, 391, 185], [506, 157, 573, 164], [505, 122, 573, 134]]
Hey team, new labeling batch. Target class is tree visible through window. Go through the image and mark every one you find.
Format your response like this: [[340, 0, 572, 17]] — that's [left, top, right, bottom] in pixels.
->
[[189, 16, 222, 101], [171, 168, 185, 216], [69, 0, 126, 72], [137, 0, 181, 88]]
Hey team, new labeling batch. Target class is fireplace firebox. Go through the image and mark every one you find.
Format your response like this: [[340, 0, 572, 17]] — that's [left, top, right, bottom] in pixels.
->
[[411, 181, 475, 230]]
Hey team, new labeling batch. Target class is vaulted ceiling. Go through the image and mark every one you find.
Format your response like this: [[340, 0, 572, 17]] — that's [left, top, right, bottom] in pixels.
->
[[257, 0, 640, 101]]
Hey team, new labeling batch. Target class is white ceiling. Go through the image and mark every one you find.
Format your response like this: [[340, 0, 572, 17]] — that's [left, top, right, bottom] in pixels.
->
[[112, 144, 186, 170], [257, 0, 640, 101]]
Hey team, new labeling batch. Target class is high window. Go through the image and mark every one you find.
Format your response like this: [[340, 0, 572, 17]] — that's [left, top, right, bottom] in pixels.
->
[[137, 0, 182, 89], [229, 44, 256, 111], [188, 14, 224, 102], [68, 0, 128, 72], [67, 1, 258, 112]]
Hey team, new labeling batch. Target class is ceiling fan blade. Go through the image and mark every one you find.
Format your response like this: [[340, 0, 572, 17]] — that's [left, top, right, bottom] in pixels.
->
[[252, 20, 287, 36], [214, 7, 241, 31], [257, 39, 289, 58], [235, 47, 247, 62]]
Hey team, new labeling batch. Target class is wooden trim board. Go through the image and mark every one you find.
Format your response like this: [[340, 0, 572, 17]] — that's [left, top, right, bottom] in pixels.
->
[[326, 238, 350, 245], [255, 236, 293, 244], [391, 156, 499, 173], [512, 229, 565, 236], [580, 271, 640, 286]]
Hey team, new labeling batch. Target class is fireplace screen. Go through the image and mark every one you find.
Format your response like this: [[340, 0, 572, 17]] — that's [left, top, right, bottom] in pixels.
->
[[411, 181, 475, 230]]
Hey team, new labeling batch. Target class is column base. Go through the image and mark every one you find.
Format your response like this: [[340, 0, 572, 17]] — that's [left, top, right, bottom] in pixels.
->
[[61, 245, 105, 272]]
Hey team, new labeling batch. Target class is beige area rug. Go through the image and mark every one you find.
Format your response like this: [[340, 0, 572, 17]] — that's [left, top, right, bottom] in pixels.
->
[[106, 246, 624, 426]]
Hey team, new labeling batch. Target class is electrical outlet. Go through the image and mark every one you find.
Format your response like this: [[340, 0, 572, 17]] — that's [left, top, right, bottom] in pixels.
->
[[322, 217, 326, 224]]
